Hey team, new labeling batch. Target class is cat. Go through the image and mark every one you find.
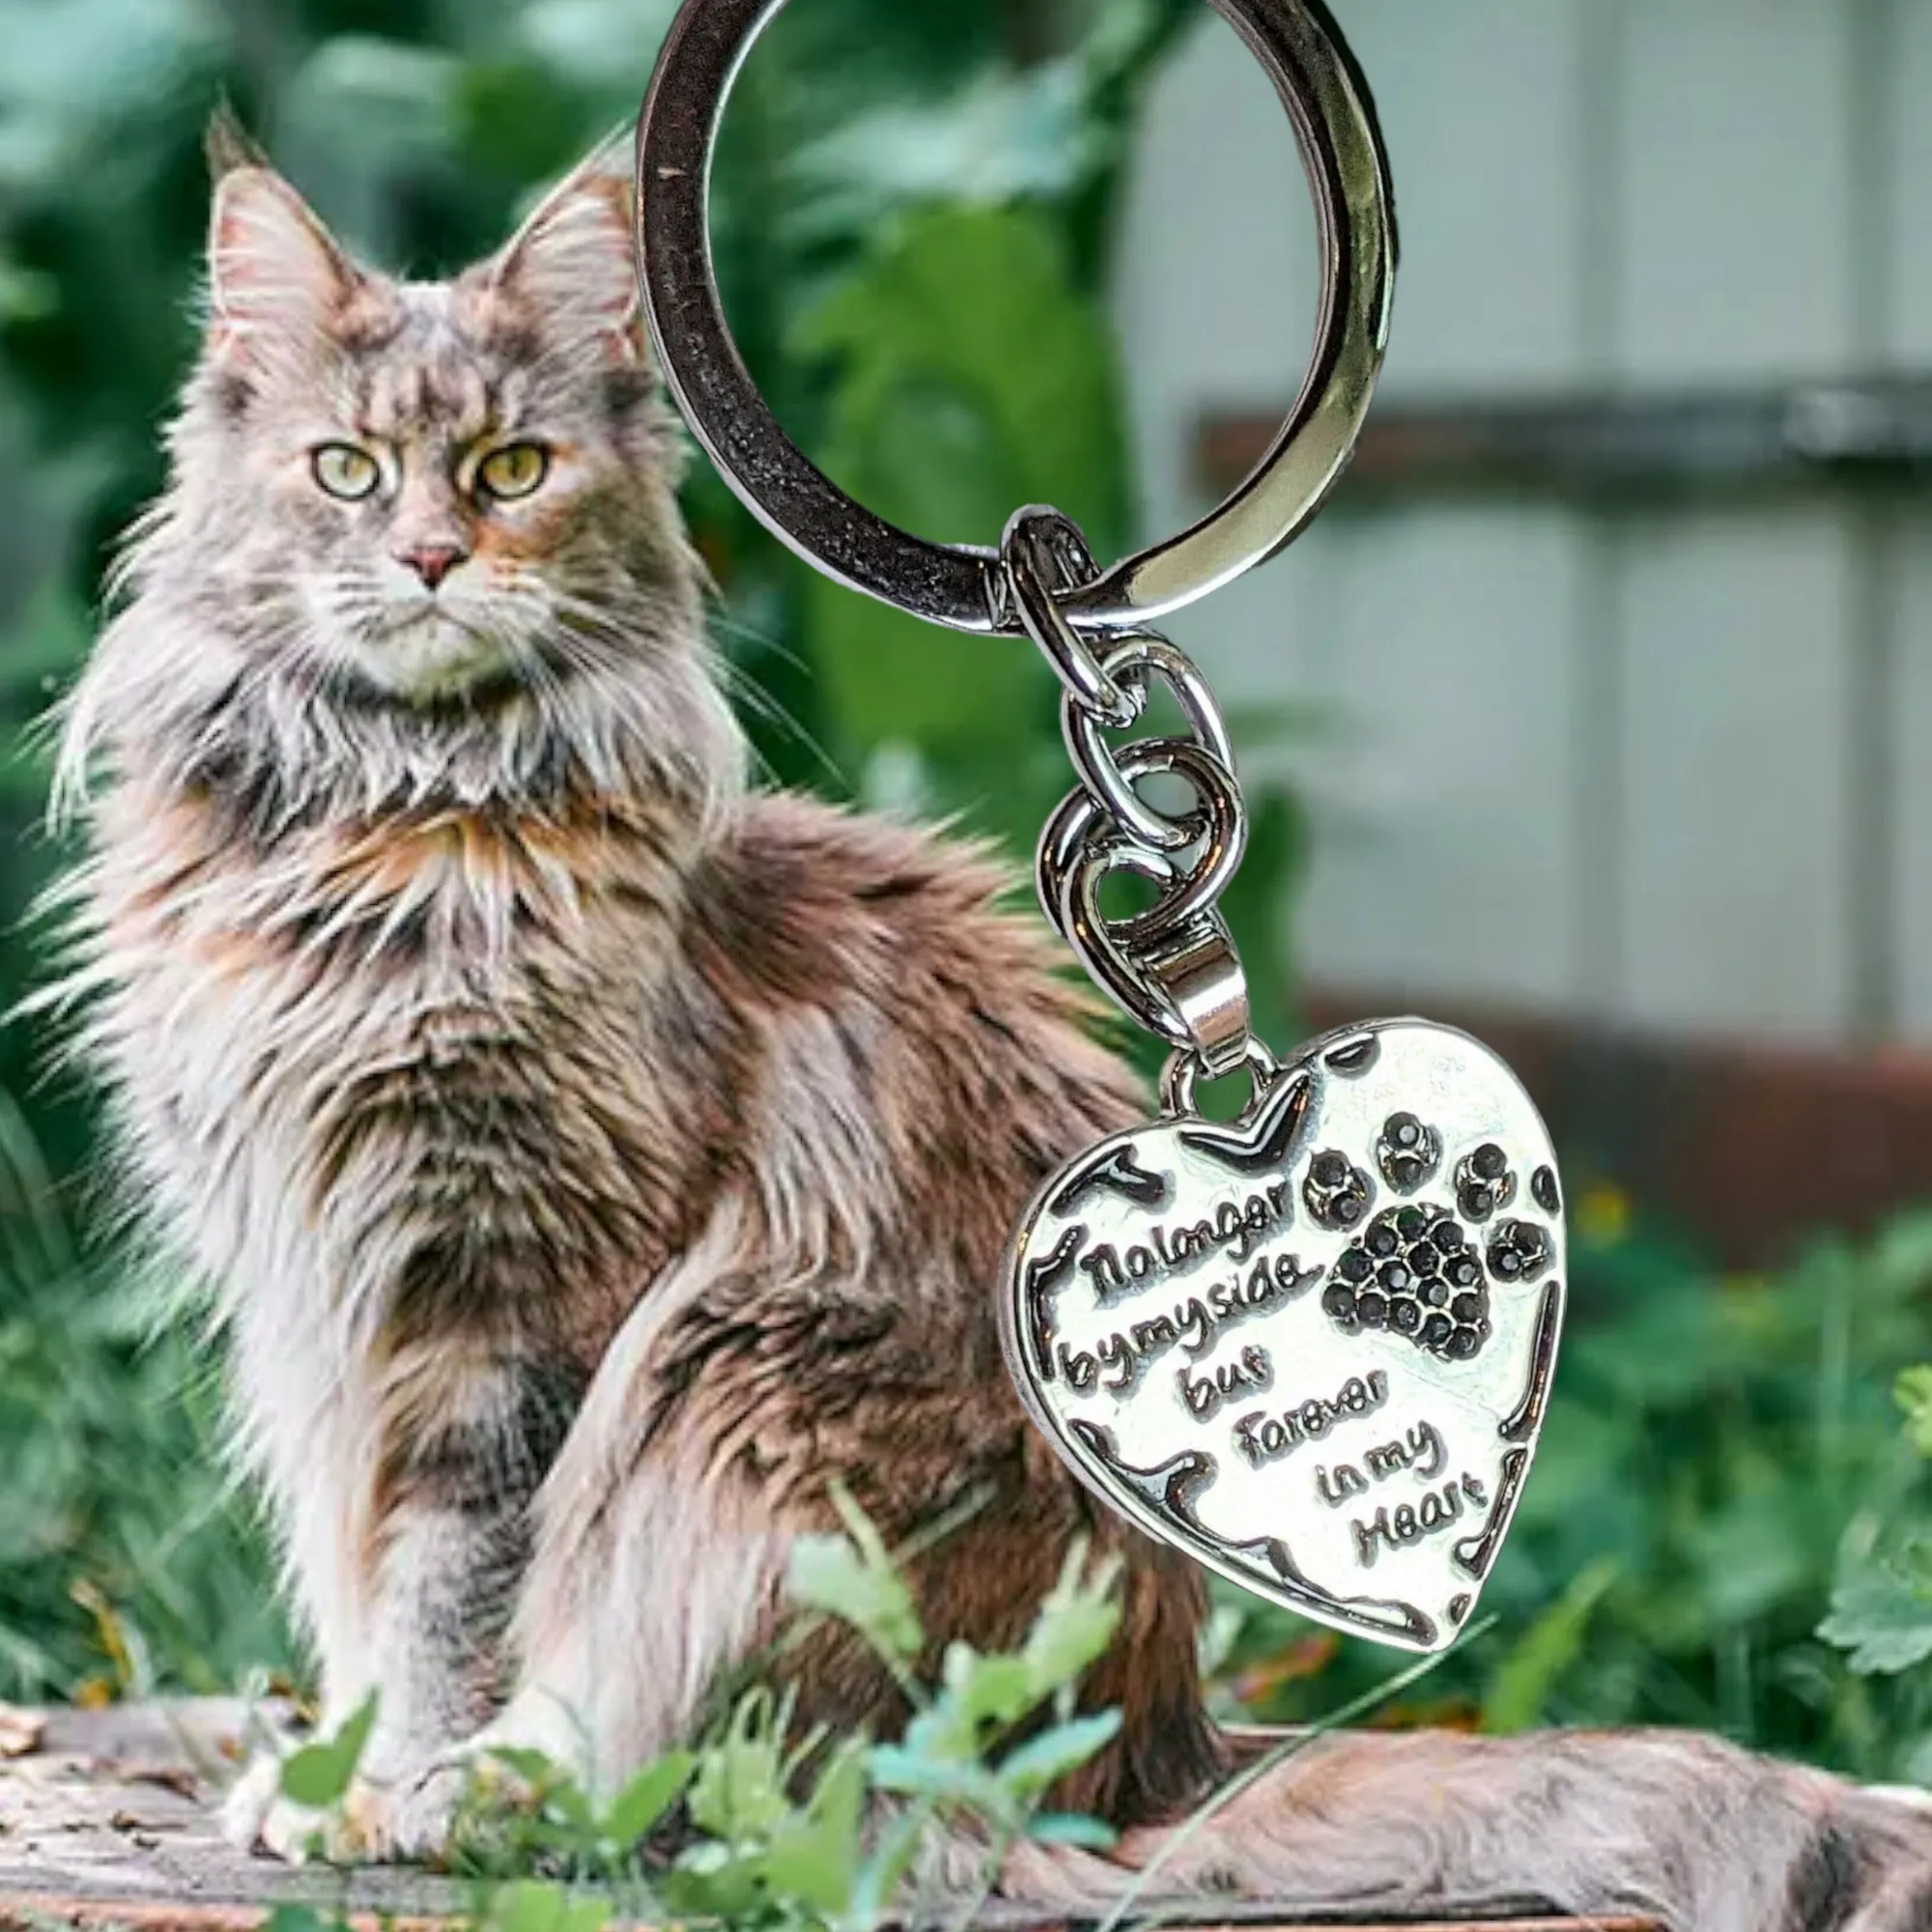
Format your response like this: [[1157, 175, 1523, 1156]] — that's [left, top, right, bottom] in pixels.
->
[[40, 122, 1932, 1930]]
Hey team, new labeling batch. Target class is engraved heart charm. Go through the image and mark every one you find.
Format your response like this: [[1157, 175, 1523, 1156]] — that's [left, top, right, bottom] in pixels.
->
[[999, 1019, 1565, 1652]]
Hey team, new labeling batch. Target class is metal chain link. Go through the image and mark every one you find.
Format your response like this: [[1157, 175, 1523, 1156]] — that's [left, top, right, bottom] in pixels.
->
[[1002, 505, 1282, 1113]]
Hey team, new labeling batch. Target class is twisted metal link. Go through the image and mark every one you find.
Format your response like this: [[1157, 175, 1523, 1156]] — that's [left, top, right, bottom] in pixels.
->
[[1004, 509, 1281, 1110], [1065, 633, 1236, 852]]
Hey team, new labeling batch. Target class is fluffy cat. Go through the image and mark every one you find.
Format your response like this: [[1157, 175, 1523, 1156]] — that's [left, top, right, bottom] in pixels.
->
[[42, 128, 1932, 1929]]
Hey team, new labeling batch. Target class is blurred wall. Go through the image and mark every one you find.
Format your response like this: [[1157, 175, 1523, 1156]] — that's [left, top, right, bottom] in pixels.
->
[[1112, 0, 1932, 1048]]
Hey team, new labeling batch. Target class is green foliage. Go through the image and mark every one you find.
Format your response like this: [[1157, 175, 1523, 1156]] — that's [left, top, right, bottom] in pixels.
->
[[1820, 1359, 1932, 1696], [261, 1506, 1129, 1932], [785, 1492, 1127, 1869], [1478, 1556, 1619, 1736], [0, 1092, 287, 1699], [797, 199, 1125, 858], [1897, 1365, 1932, 1457], [787, 1482, 926, 1669], [1820, 1545, 1932, 1676]]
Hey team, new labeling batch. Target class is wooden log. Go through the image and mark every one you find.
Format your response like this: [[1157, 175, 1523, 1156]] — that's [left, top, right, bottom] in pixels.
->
[[0, 1702, 1660, 1932]]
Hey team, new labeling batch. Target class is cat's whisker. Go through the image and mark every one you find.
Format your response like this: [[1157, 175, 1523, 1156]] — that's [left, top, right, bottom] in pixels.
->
[[707, 658, 847, 792], [708, 607, 813, 678]]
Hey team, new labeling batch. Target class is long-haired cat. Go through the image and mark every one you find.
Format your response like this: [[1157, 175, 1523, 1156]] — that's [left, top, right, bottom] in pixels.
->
[[42, 127, 1932, 1929]]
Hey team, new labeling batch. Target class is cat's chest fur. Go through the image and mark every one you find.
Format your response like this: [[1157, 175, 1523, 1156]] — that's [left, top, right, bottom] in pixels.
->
[[86, 782, 711, 1359]]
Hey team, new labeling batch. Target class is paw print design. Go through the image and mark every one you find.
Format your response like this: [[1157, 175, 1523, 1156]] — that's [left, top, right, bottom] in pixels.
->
[[1486, 1218, 1551, 1285], [1455, 1142, 1517, 1222], [1376, 1111, 1441, 1192], [1303, 1150, 1373, 1231], [1322, 1203, 1492, 1362]]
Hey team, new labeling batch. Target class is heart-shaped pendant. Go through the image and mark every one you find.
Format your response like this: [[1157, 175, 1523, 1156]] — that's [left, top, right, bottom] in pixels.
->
[[1000, 1018, 1564, 1652]]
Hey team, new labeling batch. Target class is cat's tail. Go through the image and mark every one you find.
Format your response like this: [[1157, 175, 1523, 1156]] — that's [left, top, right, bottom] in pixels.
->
[[996, 1724, 1932, 1932]]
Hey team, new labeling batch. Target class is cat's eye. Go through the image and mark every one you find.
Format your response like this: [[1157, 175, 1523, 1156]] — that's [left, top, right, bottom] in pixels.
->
[[476, 442, 549, 501], [311, 442, 380, 501]]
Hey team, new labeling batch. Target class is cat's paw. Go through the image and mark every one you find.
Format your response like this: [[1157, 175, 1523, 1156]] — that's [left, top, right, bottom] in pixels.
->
[[218, 1751, 287, 1855], [332, 1765, 470, 1864], [221, 1750, 497, 1867], [220, 1753, 357, 1866], [224, 1774, 340, 1867], [239, 1767, 471, 1867], [335, 1749, 542, 1865]]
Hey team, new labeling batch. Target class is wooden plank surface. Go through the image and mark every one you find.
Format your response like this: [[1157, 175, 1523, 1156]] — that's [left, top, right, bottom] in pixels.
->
[[0, 1702, 1658, 1932]]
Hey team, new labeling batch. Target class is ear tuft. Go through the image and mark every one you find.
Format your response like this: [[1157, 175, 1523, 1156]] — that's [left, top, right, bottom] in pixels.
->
[[205, 103, 268, 182], [207, 165, 358, 362], [489, 159, 644, 362]]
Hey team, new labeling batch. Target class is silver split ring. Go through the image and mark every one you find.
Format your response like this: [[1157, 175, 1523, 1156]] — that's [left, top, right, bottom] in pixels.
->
[[635, 0, 1396, 635]]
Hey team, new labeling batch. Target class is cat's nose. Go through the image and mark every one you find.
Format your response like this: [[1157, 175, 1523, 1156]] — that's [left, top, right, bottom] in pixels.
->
[[396, 542, 467, 590]]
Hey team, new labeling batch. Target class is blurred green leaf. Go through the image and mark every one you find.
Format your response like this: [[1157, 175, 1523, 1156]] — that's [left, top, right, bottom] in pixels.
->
[[1020, 1539, 1124, 1694], [995, 1708, 1122, 1794], [787, 1482, 924, 1665], [278, 1692, 378, 1807], [1821, 1545, 1932, 1675], [1897, 1367, 1932, 1458], [1027, 1810, 1119, 1848], [760, 1738, 867, 1913], [1481, 1557, 1618, 1734], [797, 201, 1128, 853], [600, 1748, 695, 1846]]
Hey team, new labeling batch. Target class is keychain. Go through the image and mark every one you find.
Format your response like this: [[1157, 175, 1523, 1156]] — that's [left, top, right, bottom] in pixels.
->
[[635, 0, 1563, 1654]]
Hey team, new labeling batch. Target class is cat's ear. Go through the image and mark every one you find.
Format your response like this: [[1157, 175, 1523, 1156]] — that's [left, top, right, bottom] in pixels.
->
[[205, 159, 361, 366], [486, 155, 644, 364], [204, 101, 269, 180]]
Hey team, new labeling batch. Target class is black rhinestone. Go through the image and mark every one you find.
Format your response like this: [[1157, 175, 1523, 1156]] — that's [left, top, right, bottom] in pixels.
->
[[1312, 1151, 1347, 1184], [1322, 1284, 1358, 1321], [1532, 1165, 1560, 1214], [1358, 1291, 1388, 1327], [1422, 1312, 1453, 1347], [1390, 1298, 1422, 1334], [1390, 1114, 1420, 1149], [1452, 1259, 1480, 1287], [1368, 1225, 1398, 1257], [1423, 1279, 1449, 1307], [1435, 1221, 1464, 1251], [1338, 1248, 1372, 1283], [1492, 1248, 1522, 1279], [1334, 1194, 1364, 1227], [1408, 1241, 1439, 1275], [1444, 1326, 1482, 1360], [1451, 1293, 1484, 1323], [1473, 1143, 1507, 1179], [1378, 1262, 1410, 1293]]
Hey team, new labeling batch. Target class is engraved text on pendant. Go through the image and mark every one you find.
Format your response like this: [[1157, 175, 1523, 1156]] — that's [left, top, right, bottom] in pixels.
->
[[1000, 1018, 1565, 1652]]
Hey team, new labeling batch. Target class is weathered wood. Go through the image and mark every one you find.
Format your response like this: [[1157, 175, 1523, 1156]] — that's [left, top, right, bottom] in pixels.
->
[[0, 1703, 1658, 1932], [1197, 382, 1932, 505]]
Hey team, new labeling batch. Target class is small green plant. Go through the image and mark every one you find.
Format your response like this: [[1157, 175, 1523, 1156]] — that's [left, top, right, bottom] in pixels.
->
[[258, 1497, 1129, 1932], [1820, 1367, 1932, 1747]]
